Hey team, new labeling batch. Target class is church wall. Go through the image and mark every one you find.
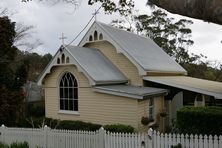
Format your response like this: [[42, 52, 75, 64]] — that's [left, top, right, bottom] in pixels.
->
[[43, 65, 139, 129], [137, 96, 164, 132], [84, 41, 143, 86]]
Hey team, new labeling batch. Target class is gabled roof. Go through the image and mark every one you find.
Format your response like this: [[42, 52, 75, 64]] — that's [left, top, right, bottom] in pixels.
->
[[143, 76, 222, 99], [65, 45, 128, 85], [93, 85, 167, 99], [37, 45, 128, 86], [79, 21, 187, 75]]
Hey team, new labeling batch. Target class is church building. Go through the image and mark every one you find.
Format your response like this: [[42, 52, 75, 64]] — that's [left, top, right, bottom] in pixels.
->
[[38, 21, 222, 131]]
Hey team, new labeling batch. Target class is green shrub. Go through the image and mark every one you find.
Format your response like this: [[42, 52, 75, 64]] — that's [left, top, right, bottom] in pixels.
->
[[104, 124, 134, 133], [171, 143, 182, 148], [27, 105, 45, 118], [141, 117, 154, 125], [177, 106, 222, 135], [0, 142, 29, 148], [0, 142, 9, 148], [10, 142, 29, 148], [57, 120, 102, 131]]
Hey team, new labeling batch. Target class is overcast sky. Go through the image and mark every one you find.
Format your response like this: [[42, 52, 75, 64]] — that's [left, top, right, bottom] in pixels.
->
[[1, 0, 222, 62]]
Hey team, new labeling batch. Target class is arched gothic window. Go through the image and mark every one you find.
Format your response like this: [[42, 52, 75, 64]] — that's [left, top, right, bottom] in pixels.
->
[[66, 57, 70, 63], [89, 35, 93, 41], [57, 58, 60, 64], [99, 33, 103, 40], [94, 31, 98, 40], [61, 54, 65, 64], [59, 72, 78, 111]]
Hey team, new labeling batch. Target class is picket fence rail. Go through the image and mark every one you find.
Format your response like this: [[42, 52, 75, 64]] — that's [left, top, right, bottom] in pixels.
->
[[0, 125, 221, 148]]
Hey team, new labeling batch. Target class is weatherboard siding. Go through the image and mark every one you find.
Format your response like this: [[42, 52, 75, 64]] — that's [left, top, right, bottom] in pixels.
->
[[84, 41, 143, 86], [137, 96, 164, 131], [43, 65, 138, 129]]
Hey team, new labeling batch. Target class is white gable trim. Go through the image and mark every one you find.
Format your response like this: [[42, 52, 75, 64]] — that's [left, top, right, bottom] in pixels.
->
[[78, 22, 147, 75], [37, 46, 96, 86]]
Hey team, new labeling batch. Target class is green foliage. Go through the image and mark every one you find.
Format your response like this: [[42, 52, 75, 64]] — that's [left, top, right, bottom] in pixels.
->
[[171, 143, 182, 148], [0, 142, 28, 148], [135, 9, 194, 64], [21, 52, 52, 81], [27, 104, 45, 118], [15, 117, 134, 133], [10, 142, 29, 148], [16, 117, 102, 131], [141, 116, 154, 125], [57, 120, 102, 131], [177, 106, 222, 135], [88, 0, 134, 16], [0, 142, 9, 148], [104, 124, 134, 133], [0, 86, 24, 126]]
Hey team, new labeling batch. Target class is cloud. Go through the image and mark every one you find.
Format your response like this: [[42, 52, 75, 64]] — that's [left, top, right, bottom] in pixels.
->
[[1, 0, 222, 61]]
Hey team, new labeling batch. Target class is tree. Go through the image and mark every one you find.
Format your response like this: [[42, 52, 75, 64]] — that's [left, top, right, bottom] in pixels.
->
[[135, 9, 195, 64], [112, 9, 195, 64], [21, 0, 222, 25], [0, 16, 28, 126], [88, 0, 222, 25], [148, 0, 222, 25]]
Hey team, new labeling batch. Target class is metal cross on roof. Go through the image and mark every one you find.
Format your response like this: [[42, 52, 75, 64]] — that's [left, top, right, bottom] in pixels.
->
[[92, 9, 99, 21], [59, 33, 67, 45]]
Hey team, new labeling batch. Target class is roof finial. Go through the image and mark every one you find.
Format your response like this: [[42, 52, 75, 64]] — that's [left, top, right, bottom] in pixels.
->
[[92, 9, 99, 21], [59, 33, 67, 45]]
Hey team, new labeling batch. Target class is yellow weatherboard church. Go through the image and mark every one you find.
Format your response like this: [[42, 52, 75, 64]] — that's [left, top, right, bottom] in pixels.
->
[[38, 21, 222, 131]]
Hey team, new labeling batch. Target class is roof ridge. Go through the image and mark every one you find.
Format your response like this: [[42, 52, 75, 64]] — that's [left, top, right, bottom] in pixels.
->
[[95, 21, 153, 41]]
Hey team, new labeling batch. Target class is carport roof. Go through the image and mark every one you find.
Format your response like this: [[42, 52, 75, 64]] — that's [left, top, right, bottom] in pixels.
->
[[143, 76, 222, 99]]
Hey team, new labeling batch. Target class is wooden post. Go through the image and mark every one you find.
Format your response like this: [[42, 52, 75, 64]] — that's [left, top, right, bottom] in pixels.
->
[[99, 127, 105, 148], [148, 128, 153, 148], [0, 124, 6, 143], [43, 125, 50, 148]]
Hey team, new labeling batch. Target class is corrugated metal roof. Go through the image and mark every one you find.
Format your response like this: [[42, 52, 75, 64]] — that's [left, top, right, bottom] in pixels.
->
[[93, 85, 167, 99], [96, 22, 187, 74], [65, 45, 128, 85], [143, 76, 222, 99]]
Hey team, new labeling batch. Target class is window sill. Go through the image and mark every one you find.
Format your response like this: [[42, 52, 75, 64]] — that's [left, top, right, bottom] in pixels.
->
[[58, 110, 80, 115]]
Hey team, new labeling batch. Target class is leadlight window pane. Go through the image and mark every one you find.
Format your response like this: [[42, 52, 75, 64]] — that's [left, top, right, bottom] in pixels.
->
[[69, 88, 73, 98], [65, 100, 68, 110], [59, 72, 78, 111], [60, 99, 64, 110], [69, 100, 74, 111], [74, 100, 78, 111]]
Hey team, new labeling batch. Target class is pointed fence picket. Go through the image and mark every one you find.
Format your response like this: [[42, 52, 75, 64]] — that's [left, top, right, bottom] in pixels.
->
[[0, 125, 222, 148], [150, 129, 222, 148]]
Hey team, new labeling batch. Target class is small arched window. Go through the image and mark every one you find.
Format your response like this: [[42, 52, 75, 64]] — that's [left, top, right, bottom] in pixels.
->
[[57, 58, 60, 64], [59, 72, 78, 111], [94, 31, 98, 40], [61, 54, 65, 64], [66, 57, 70, 63], [89, 35, 93, 41], [99, 33, 103, 40]]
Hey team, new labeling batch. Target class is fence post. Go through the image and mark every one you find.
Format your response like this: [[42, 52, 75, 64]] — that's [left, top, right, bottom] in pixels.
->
[[43, 125, 50, 148], [99, 127, 105, 148], [148, 128, 153, 148], [0, 124, 6, 143], [0, 124, 5, 142]]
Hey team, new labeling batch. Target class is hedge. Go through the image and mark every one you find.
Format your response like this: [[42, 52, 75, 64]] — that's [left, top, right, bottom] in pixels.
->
[[104, 124, 134, 133], [15, 117, 134, 133], [177, 106, 222, 135], [0, 141, 29, 148]]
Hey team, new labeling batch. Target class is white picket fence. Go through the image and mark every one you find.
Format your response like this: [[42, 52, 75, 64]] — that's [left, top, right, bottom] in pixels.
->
[[0, 125, 222, 148]]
